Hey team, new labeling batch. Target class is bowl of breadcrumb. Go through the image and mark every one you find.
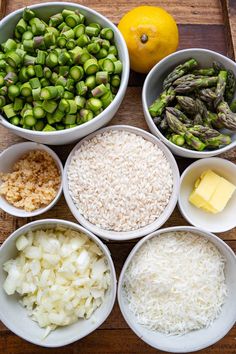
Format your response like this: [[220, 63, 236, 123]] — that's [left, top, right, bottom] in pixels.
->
[[0, 142, 63, 217]]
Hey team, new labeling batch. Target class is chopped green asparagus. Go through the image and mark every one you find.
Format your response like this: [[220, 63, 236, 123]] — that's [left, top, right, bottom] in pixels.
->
[[0, 7, 122, 131]]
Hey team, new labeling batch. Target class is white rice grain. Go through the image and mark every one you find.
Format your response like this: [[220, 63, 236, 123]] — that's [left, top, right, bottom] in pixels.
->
[[67, 130, 173, 232]]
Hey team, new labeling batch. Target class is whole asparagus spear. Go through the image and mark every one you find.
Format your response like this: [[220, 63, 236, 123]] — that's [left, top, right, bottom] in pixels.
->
[[163, 58, 198, 90], [165, 110, 187, 134], [205, 135, 231, 147], [212, 62, 236, 103], [225, 69, 236, 103], [176, 96, 197, 115], [173, 74, 196, 86], [185, 131, 206, 151], [198, 88, 217, 106], [189, 124, 231, 147], [165, 110, 206, 150], [166, 106, 192, 124], [194, 98, 209, 125], [175, 76, 218, 93], [214, 70, 227, 108], [189, 125, 224, 139], [149, 87, 175, 117], [213, 61, 224, 74], [217, 101, 236, 130], [193, 68, 215, 76], [188, 125, 231, 146]]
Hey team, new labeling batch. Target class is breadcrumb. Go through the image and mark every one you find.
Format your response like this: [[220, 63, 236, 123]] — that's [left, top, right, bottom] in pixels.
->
[[0, 150, 61, 211]]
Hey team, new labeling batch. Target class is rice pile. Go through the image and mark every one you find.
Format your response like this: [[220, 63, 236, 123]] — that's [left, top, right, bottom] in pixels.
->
[[67, 130, 173, 232]]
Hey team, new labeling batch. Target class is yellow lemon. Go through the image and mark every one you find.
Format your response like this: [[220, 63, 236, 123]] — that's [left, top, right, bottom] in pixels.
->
[[118, 6, 179, 73]]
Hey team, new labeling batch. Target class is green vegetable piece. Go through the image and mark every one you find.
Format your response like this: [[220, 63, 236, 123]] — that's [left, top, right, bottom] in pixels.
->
[[43, 124, 56, 131], [42, 100, 57, 113], [70, 65, 84, 80], [86, 97, 102, 112], [8, 85, 20, 98], [20, 82, 32, 97], [10, 116, 20, 126], [3, 103, 16, 118], [34, 120, 45, 131], [84, 59, 98, 75]]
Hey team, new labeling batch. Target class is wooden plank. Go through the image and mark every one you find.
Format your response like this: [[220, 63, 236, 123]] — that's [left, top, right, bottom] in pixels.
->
[[4, 0, 223, 25], [1, 326, 236, 354], [0, 0, 6, 19], [221, 0, 236, 59]]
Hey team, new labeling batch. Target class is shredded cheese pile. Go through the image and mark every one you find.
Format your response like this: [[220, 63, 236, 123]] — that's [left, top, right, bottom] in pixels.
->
[[123, 232, 227, 335]]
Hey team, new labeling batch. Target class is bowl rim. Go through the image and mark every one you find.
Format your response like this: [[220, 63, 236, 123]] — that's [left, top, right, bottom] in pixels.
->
[[63, 124, 180, 241], [177, 157, 236, 232], [0, 1, 130, 136], [142, 48, 236, 157], [117, 225, 236, 353], [0, 218, 117, 347], [0, 142, 63, 217]]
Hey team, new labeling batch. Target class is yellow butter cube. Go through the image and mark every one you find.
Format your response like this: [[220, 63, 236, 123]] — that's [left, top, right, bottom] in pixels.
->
[[189, 190, 207, 208], [189, 170, 221, 208], [208, 177, 235, 212], [189, 169, 235, 213]]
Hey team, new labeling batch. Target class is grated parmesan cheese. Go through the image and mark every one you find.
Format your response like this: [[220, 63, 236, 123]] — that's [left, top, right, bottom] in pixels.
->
[[123, 231, 228, 335]]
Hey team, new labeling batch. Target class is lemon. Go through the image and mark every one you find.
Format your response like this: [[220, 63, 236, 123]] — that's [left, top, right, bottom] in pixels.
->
[[118, 6, 179, 73]]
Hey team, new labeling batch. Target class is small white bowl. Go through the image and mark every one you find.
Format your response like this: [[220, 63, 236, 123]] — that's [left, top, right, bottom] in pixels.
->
[[142, 48, 236, 158], [118, 226, 236, 353], [178, 157, 236, 233], [0, 219, 117, 347], [63, 125, 180, 241], [0, 2, 129, 145], [0, 142, 63, 217]]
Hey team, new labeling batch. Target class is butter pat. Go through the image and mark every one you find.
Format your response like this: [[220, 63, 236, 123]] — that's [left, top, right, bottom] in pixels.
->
[[189, 170, 235, 213]]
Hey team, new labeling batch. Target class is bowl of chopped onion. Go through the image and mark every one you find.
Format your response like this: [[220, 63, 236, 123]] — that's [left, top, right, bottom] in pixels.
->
[[0, 219, 116, 347], [118, 226, 236, 353]]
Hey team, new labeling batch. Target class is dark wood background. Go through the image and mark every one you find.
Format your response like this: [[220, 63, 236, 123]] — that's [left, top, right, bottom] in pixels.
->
[[0, 0, 235, 353]]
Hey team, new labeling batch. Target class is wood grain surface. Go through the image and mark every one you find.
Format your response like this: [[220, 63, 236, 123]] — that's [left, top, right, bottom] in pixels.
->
[[0, 0, 236, 353]]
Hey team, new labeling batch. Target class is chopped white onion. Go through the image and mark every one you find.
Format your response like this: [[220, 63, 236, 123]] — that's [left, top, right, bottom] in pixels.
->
[[3, 226, 110, 335]]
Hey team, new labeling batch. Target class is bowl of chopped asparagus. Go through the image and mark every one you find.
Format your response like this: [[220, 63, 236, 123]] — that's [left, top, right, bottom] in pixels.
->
[[142, 48, 236, 158], [0, 2, 129, 145]]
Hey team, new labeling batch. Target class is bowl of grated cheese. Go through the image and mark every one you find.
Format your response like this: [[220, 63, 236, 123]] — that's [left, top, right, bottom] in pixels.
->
[[0, 219, 116, 347], [118, 225, 236, 353]]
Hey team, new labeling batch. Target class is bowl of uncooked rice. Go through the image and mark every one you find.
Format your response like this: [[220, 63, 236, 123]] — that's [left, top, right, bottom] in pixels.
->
[[63, 125, 179, 240]]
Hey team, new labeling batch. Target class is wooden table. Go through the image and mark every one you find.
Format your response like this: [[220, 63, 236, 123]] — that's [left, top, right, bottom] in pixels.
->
[[0, 0, 236, 353]]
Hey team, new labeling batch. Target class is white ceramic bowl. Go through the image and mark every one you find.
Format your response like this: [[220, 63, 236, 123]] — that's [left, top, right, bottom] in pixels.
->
[[178, 157, 236, 233], [118, 226, 236, 353], [142, 48, 236, 158], [0, 2, 129, 145], [0, 219, 117, 347], [0, 142, 63, 217], [63, 125, 180, 241]]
